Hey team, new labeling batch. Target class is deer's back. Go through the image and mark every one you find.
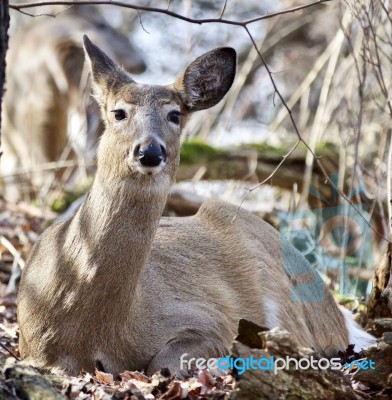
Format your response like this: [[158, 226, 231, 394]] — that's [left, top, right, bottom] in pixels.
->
[[145, 199, 348, 355]]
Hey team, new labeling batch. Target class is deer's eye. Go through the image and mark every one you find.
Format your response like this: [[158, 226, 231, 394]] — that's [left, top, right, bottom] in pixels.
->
[[111, 109, 127, 121], [167, 111, 183, 125]]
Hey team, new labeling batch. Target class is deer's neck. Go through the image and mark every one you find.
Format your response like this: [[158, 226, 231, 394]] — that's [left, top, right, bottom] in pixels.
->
[[72, 173, 171, 303]]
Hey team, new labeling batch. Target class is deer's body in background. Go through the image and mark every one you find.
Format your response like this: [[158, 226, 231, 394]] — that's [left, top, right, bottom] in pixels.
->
[[17, 36, 375, 377], [1, 6, 145, 200]]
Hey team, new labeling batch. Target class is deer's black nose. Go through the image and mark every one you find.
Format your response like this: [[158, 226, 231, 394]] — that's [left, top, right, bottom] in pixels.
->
[[137, 143, 166, 167]]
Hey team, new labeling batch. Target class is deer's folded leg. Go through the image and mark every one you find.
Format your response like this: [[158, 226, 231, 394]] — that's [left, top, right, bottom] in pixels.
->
[[147, 333, 229, 376]]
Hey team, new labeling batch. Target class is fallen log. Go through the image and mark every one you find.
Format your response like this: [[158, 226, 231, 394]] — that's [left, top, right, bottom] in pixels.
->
[[229, 320, 369, 400], [177, 142, 339, 204]]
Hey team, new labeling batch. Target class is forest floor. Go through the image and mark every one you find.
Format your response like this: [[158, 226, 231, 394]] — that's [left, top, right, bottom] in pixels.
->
[[0, 197, 391, 400]]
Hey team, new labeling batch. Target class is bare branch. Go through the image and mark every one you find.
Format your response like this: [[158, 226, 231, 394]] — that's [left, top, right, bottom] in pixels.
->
[[0, 343, 19, 361], [9, 0, 332, 26], [219, 0, 228, 19], [136, 9, 149, 34], [243, 24, 389, 243], [232, 140, 301, 223]]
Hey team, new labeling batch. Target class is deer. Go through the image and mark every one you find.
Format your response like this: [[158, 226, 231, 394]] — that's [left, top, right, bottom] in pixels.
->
[[17, 36, 375, 377], [1, 6, 146, 201]]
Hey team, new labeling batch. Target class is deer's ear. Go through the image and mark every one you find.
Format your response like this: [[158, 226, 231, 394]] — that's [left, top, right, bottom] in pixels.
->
[[174, 47, 236, 112], [83, 35, 133, 102]]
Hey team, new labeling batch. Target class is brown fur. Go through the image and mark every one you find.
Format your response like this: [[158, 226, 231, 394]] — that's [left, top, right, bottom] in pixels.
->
[[1, 6, 145, 200], [17, 37, 348, 377]]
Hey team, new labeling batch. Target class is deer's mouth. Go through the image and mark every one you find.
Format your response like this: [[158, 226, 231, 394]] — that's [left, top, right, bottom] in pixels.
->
[[134, 163, 167, 175], [126, 156, 167, 175]]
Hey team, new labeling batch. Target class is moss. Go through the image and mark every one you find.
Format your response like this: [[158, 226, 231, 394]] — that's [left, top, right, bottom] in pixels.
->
[[290, 141, 338, 156], [179, 139, 337, 165], [335, 294, 362, 310], [240, 142, 288, 156], [51, 192, 81, 213], [51, 179, 92, 213], [240, 141, 338, 157], [315, 141, 338, 155], [357, 303, 367, 313], [180, 139, 223, 164], [180, 139, 291, 164]]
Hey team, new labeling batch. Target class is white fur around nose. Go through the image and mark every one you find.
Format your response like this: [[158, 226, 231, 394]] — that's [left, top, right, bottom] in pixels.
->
[[264, 297, 279, 329], [340, 306, 377, 352]]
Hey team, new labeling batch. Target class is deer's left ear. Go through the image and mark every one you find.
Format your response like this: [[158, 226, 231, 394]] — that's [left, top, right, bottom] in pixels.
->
[[174, 47, 236, 112], [83, 35, 134, 103]]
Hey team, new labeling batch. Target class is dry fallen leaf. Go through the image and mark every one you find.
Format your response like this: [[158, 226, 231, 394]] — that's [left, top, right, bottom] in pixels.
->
[[94, 369, 114, 385], [120, 370, 151, 383], [159, 381, 182, 400]]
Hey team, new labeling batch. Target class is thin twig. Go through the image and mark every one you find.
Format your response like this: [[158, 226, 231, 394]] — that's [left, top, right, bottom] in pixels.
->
[[219, 0, 227, 19], [0, 343, 20, 361], [243, 23, 389, 244], [232, 140, 301, 223], [0, 237, 25, 270], [388, 129, 392, 236], [9, 0, 332, 26], [299, 22, 346, 208], [15, 8, 55, 17], [0, 160, 96, 180], [136, 9, 150, 34]]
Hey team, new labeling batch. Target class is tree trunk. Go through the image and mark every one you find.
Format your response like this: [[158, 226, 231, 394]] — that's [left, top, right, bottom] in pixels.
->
[[363, 242, 392, 326], [0, 0, 10, 152]]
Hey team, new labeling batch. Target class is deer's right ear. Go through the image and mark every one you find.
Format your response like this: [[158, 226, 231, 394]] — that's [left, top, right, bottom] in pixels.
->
[[174, 47, 236, 112], [83, 35, 133, 102]]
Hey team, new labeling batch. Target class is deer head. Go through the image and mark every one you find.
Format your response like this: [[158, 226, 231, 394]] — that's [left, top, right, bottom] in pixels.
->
[[83, 35, 236, 192]]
